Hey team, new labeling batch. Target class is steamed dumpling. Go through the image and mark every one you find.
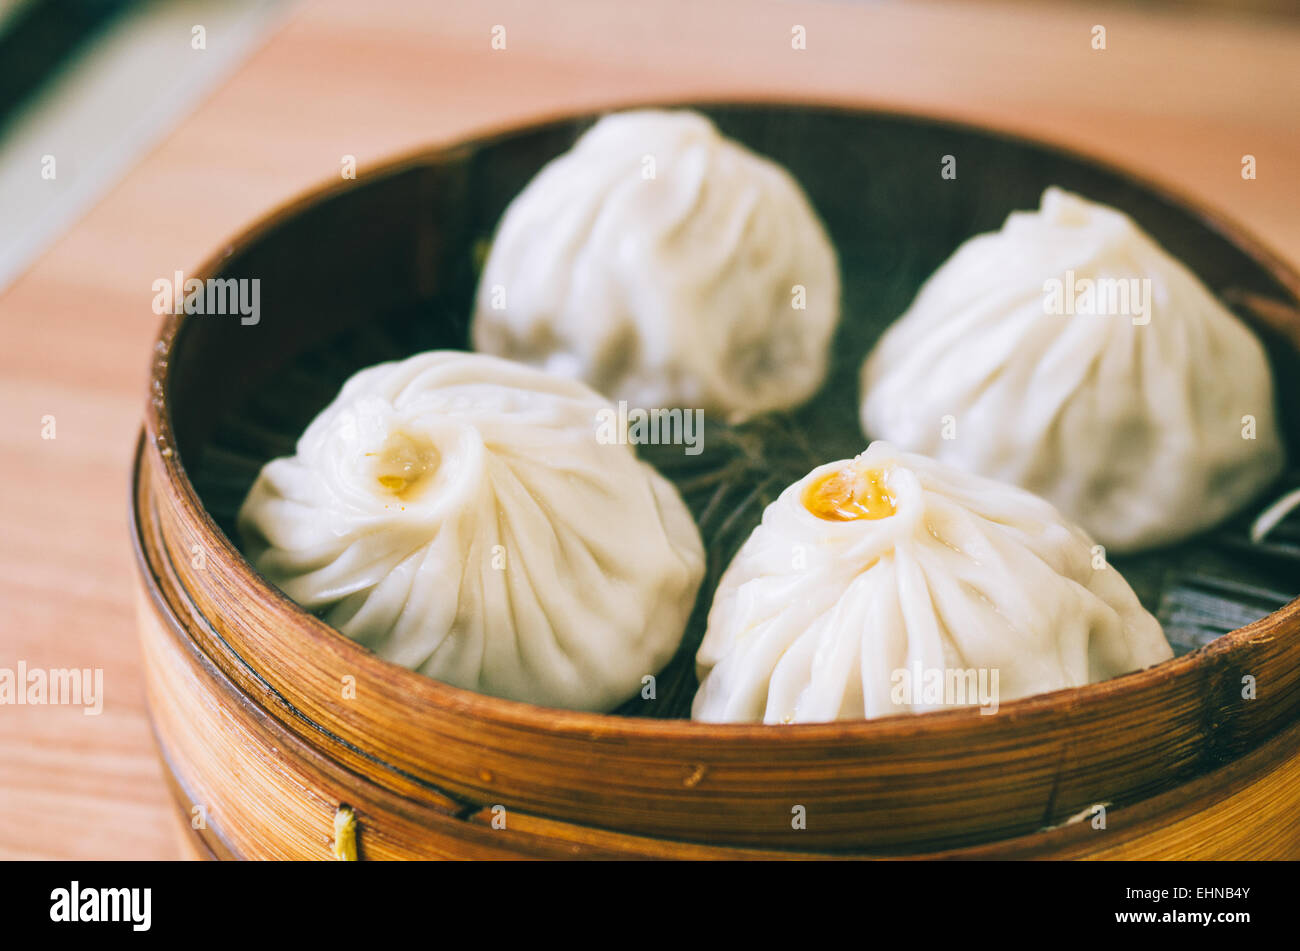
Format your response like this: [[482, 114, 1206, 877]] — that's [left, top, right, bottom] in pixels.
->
[[237, 351, 705, 712], [692, 442, 1173, 724], [472, 109, 840, 421], [860, 187, 1283, 553]]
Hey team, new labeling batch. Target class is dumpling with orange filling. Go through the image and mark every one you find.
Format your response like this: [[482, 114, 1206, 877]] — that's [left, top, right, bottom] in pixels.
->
[[692, 441, 1172, 724], [238, 350, 705, 712]]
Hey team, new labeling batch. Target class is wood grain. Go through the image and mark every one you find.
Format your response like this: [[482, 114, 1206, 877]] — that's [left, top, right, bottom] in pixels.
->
[[2, 0, 1299, 859]]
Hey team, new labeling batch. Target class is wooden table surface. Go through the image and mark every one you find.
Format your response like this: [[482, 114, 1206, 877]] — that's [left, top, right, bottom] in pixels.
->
[[1, 0, 1297, 860]]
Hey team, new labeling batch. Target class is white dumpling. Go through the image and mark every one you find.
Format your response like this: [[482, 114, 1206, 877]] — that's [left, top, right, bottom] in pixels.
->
[[237, 351, 705, 712], [692, 442, 1173, 724], [472, 109, 840, 421], [860, 187, 1283, 553]]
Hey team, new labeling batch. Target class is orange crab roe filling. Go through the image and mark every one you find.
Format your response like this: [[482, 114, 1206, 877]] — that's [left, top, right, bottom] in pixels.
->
[[369, 432, 439, 500], [803, 464, 896, 521]]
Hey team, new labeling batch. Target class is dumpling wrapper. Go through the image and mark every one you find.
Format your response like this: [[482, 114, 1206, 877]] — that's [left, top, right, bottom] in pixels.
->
[[238, 351, 705, 712], [692, 442, 1173, 724], [473, 109, 841, 421], [860, 187, 1283, 553]]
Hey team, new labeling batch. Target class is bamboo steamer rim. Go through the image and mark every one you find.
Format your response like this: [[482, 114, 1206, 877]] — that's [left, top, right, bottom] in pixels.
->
[[143, 95, 1300, 746]]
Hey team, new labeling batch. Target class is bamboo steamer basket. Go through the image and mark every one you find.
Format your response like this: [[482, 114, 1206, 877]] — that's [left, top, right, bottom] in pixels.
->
[[132, 101, 1300, 859]]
